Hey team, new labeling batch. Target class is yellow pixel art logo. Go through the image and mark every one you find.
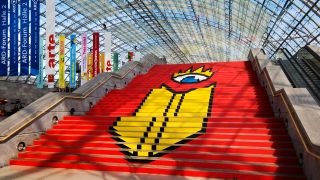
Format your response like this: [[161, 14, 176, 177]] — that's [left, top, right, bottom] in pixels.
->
[[110, 66, 216, 159]]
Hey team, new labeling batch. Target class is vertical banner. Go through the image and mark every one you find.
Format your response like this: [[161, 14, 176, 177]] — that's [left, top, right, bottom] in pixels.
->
[[81, 33, 87, 85], [46, 0, 55, 88], [87, 52, 93, 80], [128, 51, 134, 62], [20, 0, 30, 75], [0, 0, 8, 76], [104, 31, 112, 72], [58, 35, 65, 89], [134, 52, 142, 61], [10, 0, 18, 76], [69, 34, 76, 88], [92, 32, 99, 77], [30, 0, 40, 75], [120, 53, 126, 66], [37, 37, 44, 88], [100, 53, 105, 72], [113, 52, 119, 72]]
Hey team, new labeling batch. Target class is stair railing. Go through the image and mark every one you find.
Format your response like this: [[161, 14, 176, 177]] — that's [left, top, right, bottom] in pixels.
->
[[0, 57, 163, 143], [252, 55, 320, 160]]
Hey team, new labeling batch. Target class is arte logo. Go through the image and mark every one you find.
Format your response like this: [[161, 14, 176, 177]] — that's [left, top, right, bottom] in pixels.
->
[[47, 34, 55, 82], [110, 66, 216, 159], [106, 60, 112, 72]]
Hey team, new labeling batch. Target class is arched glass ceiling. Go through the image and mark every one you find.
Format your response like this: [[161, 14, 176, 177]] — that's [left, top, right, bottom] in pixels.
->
[[49, 0, 319, 64], [3, 0, 320, 84]]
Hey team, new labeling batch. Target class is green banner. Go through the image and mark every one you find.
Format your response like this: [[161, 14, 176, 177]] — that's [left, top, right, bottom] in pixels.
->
[[113, 52, 119, 72]]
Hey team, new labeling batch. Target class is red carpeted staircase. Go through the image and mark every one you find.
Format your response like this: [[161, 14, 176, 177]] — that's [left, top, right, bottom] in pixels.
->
[[10, 61, 305, 179]]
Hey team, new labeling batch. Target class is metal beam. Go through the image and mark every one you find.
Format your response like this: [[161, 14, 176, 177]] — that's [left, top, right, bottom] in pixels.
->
[[126, 0, 190, 64]]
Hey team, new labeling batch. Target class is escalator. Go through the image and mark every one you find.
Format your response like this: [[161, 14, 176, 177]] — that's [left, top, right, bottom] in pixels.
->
[[279, 46, 320, 104]]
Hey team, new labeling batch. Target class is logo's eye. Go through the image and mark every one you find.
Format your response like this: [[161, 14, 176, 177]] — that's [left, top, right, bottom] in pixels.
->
[[173, 74, 209, 84]]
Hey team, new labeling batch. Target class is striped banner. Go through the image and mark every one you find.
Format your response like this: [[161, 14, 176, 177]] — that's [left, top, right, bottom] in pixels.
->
[[30, 0, 40, 75], [45, 0, 56, 88], [0, 0, 8, 76], [20, 0, 30, 75], [37, 37, 44, 88], [10, 0, 18, 76], [92, 32, 99, 77], [69, 34, 77, 89], [81, 33, 87, 85], [104, 31, 112, 72], [87, 52, 93, 80], [58, 35, 65, 89]]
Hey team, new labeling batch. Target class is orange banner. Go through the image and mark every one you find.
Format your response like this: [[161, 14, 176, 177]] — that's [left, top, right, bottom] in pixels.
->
[[87, 52, 93, 80]]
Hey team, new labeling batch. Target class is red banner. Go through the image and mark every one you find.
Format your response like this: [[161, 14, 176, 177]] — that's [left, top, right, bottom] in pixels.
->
[[92, 32, 99, 77]]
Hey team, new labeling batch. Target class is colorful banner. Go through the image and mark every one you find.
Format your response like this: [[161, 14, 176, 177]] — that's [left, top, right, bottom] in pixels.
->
[[46, 0, 56, 88], [0, 0, 8, 76], [20, 0, 30, 75], [100, 53, 105, 72], [92, 32, 99, 77], [87, 52, 93, 80], [30, 0, 40, 75], [113, 52, 119, 72], [81, 33, 87, 85], [37, 37, 44, 88], [10, 0, 18, 76], [128, 51, 134, 62], [104, 31, 112, 72], [69, 34, 77, 88], [58, 35, 65, 89]]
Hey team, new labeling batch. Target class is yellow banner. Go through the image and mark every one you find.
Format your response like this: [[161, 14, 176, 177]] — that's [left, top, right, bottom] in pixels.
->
[[58, 35, 65, 88], [100, 53, 105, 73], [87, 53, 93, 80]]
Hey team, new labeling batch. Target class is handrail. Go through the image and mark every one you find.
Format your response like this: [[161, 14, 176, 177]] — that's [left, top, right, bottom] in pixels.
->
[[0, 61, 148, 143], [252, 57, 320, 159]]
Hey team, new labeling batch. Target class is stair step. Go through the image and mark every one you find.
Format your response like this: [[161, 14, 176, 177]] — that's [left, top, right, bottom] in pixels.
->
[[62, 116, 279, 123], [14, 153, 303, 174], [10, 159, 304, 179], [18, 151, 299, 165], [37, 135, 293, 148], [45, 129, 291, 141], [32, 140, 297, 156]]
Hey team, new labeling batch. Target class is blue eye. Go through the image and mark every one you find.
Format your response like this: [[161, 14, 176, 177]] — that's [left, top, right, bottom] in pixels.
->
[[173, 74, 209, 84]]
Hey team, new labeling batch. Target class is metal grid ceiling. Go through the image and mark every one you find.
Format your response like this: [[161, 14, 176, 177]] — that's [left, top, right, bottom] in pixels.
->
[[3, 0, 320, 84]]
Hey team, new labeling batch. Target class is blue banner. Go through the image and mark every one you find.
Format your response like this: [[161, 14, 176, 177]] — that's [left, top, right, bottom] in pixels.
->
[[20, 0, 29, 75], [69, 34, 77, 88], [9, 0, 18, 76], [0, 0, 8, 76], [37, 37, 44, 88], [30, 0, 40, 75]]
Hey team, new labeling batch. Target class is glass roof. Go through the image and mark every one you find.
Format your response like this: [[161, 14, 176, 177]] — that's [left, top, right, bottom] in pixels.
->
[[3, 0, 320, 84], [51, 0, 319, 64]]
